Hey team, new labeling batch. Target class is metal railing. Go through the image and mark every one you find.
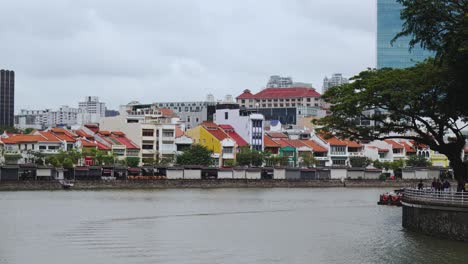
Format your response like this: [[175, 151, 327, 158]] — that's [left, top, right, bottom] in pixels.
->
[[403, 188, 468, 207]]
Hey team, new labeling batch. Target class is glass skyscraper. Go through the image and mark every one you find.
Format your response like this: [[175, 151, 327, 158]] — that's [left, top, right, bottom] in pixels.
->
[[377, 0, 433, 69]]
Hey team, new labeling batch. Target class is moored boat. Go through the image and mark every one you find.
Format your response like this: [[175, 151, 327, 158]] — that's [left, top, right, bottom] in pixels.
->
[[377, 189, 403, 206]]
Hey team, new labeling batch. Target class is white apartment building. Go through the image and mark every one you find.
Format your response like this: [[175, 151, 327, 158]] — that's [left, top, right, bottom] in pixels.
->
[[77, 96, 106, 125], [214, 106, 265, 151], [15, 106, 78, 129], [100, 104, 179, 161], [323, 73, 349, 93]]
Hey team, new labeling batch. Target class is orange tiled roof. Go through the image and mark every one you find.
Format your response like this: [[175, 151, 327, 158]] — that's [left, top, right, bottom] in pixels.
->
[[322, 136, 347, 146], [384, 139, 404, 149], [285, 139, 311, 149], [274, 139, 294, 148], [160, 108, 174, 117], [1, 135, 45, 144], [37, 131, 61, 142], [368, 146, 389, 152], [301, 140, 328, 152], [264, 135, 281, 148], [175, 127, 184, 138]]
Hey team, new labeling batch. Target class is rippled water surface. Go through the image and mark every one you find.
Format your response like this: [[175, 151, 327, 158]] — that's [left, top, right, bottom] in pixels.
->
[[1, 188, 467, 264]]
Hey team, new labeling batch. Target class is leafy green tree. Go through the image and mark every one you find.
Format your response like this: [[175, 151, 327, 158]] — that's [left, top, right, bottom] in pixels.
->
[[406, 155, 432, 167], [125, 157, 140, 167], [393, 0, 468, 115], [315, 60, 467, 183], [23, 128, 35, 134], [299, 153, 317, 168], [176, 145, 213, 166], [47, 156, 61, 167], [235, 147, 264, 167], [0, 126, 19, 134], [142, 158, 157, 166], [349, 157, 372, 168], [62, 158, 74, 168], [223, 159, 235, 167]]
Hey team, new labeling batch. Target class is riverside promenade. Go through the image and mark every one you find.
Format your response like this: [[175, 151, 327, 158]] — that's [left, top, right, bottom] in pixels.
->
[[0, 179, 434, 191], [402, 189, 468, 242]]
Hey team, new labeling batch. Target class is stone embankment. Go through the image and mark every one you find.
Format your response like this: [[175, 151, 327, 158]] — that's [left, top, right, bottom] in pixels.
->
[[0, 179, 432, 191]]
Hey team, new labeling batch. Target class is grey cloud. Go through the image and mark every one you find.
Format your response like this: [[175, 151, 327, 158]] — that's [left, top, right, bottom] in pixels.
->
[[0, 0, 376, 110]]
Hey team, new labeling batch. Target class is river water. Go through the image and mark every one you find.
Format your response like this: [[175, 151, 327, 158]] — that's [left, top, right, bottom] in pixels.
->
[[1, 188, 467, 264]]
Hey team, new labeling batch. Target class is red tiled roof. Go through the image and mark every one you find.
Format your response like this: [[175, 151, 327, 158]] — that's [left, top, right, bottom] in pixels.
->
[[98, 130, 111, 136], [53, 133, 76, 142], [206, 128, 230, 141], [264, 135, 281, 148], [236, 89, 255, 99], [79, 139, 97, 148], [227, 131, 248, 147], [385, 139, 404, 149], [400, 141, 416, 153], [301, 140, 328, 153], [237, 87, 320, 100], [96, 141, 111, 150], [75, 129, 94, 139], [111, 131, 125, 136], [175, 127, 184, 138], [110, 134, 139, 149], [218, 124, 248, 147], [84, 124, 99, 133]]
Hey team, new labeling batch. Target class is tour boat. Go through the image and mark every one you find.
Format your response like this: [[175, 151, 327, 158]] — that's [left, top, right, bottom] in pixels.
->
[[377, 189, 403, 206]]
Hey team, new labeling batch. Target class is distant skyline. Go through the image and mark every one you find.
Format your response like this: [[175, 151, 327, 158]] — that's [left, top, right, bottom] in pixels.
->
[[1, 0, 376, 111]]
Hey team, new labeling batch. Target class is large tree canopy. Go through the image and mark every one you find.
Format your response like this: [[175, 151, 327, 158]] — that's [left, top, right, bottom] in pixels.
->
[[393, 0, 468, 114], [316, 60, 467, 183]]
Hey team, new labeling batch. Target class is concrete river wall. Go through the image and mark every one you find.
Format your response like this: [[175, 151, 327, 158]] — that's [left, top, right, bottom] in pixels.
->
[[402, 189, 468, 242], [0, 179, 432, 191]]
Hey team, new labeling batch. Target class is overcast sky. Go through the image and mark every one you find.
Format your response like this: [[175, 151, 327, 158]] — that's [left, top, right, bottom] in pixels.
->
[[1, 0, 376, 111]]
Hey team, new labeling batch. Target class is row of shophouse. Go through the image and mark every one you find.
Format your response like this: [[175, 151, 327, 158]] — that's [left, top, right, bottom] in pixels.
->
[[2, 100, 467, 168], [1, 114, 465, 168]]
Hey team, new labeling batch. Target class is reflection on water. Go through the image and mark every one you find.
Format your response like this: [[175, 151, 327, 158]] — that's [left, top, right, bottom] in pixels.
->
[[0, 188, 467, 264]]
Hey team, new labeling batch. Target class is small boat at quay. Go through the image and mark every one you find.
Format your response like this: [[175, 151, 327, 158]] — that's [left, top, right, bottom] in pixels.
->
[[378, 189, 403, 206]]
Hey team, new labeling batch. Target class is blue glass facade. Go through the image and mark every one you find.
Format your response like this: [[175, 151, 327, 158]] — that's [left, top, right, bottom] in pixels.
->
[[377, 0, 433, 69]]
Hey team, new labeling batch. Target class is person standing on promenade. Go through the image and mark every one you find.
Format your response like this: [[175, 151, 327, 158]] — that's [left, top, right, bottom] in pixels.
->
[[442, 180, 451, 192], [418, 180, 424, 190], [431, 178, 437, 191], [435, 179, 442, 192]]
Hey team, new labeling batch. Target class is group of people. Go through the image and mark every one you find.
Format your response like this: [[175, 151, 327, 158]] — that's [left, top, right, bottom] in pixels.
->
[[417, 178, 451, 192]]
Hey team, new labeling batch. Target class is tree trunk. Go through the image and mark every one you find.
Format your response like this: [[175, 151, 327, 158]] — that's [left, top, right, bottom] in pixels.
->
[[438, 139, 467, 186]]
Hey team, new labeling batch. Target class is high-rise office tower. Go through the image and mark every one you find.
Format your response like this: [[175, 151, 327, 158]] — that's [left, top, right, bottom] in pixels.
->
[[377, 0, 433, 69], [0, 69, 15, 127]]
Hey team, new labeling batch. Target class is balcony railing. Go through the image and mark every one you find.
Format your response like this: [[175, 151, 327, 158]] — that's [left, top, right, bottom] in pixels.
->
[[330, 152, 346, 156], [348, 152, 364, 156], [403, 189, 468, 207]]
